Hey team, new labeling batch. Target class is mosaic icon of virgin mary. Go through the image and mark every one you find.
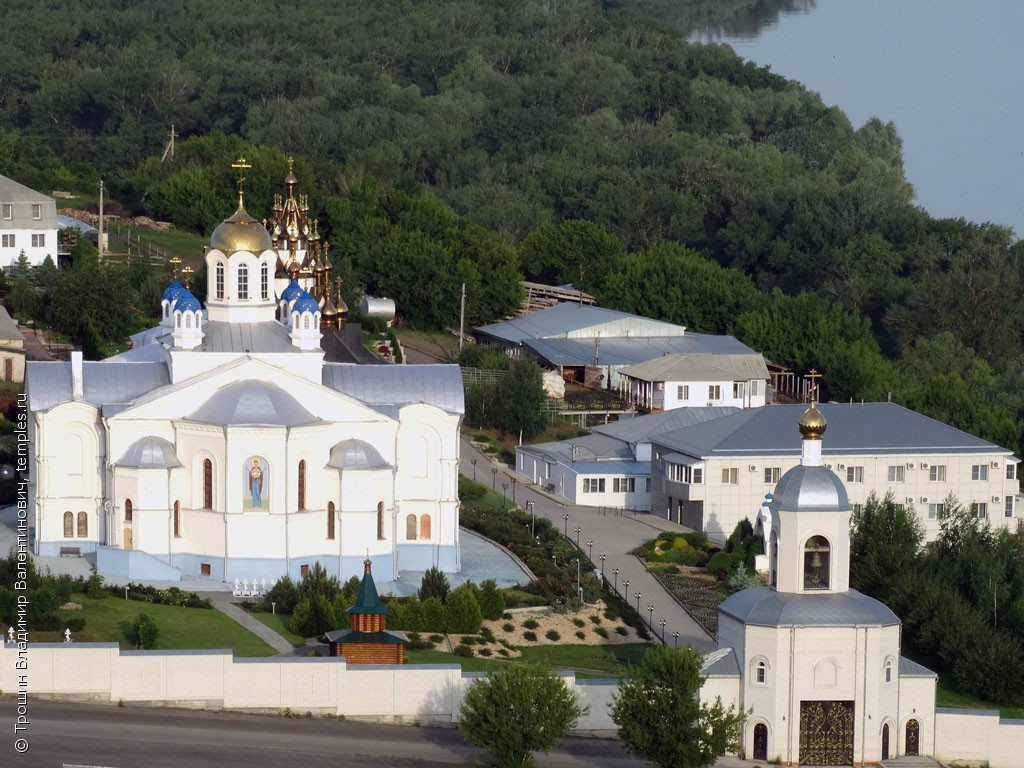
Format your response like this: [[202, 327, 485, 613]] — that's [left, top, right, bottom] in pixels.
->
[[245, 457, 267, 509]]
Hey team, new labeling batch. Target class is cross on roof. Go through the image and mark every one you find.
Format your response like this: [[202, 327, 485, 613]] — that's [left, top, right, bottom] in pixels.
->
[[231, 156, 252, 196], [807, 368, 821, 404]]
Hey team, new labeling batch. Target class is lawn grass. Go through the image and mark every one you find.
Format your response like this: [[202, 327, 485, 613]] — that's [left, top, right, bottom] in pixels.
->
[[405, 643, 652, 678], [38, 592, 277, 656], [246, 610, 305, 647], [404, 648, 507, 672]]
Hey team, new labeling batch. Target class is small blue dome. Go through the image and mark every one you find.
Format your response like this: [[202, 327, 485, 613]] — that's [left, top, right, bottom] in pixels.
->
[[292, 290, 320, 315], [280, 279, 303, 303], [176, 290, 201, 313], [162, 278, 185, 303]]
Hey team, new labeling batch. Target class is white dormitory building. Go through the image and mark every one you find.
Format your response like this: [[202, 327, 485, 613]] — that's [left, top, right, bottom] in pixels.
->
[[516, 402, 1020, 542], [617, 352, 770, 411], [25, 172, 464, 584], [0, 173, 58, 267]]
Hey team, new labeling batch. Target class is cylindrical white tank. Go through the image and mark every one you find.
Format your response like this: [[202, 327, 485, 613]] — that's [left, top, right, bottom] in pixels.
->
[[360, 296, 396, 321]]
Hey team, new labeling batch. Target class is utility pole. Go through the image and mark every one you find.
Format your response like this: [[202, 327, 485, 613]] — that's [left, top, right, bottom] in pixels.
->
[[161, 124, 177, 163], [459, 282, 466, 352], [98, 180, 105, 259]]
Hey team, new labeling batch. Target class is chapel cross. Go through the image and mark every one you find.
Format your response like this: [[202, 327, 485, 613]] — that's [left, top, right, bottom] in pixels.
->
[[806, 368, 821, 404], [231, 156, 252, 196]]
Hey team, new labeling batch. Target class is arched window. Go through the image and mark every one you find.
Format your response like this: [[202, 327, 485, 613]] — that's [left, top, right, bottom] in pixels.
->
[[377, 501, 384, 540], [327, 501, 335, 540], [297, 460, 306, 509], [63, 511, 73, 538], [124, 499, 133, 522], [173, 500, 180, 538], [420, 514, 431, 540], [304, 314, 310, 329], [769, 529, 778, 588], [261, 263, 269, 300], [77, 511, 88, 538], [754, 659, 768, 685], [803, 535, 831, 590], [237, 264, 249, 300], [185, 313, 192, 329], [884, 658, 894, 684], [203, 459, 213, 509], [176, 313, 182, 328], [406, 514, 417, 540], [215, 262, 225, 299]]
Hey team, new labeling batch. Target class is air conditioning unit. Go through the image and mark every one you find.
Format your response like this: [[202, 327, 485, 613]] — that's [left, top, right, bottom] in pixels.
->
[[921, 462, 929, 469], [749, 465, 757, 472], [825, 464, 832, 470], [920, 497, 929, 504], [992, 461, 1001, 469], [837, 463, 846, 470], [906, 462, 915, 469], [905, 497, 914, 504], [993, 496, 1002, 503]]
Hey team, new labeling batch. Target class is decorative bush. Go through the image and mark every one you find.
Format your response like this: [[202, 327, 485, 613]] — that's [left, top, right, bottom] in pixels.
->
[[479, 627, 496, 643], [497, 648, 510, 657], [502, 612, 512, 620], [707, 551, 735, 581], [588, 615, 601, 625], [502, 623, 515, 633], [478, 579, 505, 620], [572, 617, 585, 628], [545, 629, 560, 641], [593, 626, 609, 639], [575, 630, 586, 640], [428, 634, 444, 644], [418, 566, 451, 602], [446, 583, 483, 634], [454, 644, 475, 658], [615, 626, 629, 636], [478, 648, 492, 657], [523, 631, 537, 642], [523, 619, 539, 630]]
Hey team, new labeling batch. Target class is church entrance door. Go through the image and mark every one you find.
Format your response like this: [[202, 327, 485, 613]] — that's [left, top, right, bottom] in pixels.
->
[[799, 700, 854, 765], [882, 723, 890, 760], [905, 719, 919, 756], [753, 723, 768, 761], [123, 528, 133, 550]]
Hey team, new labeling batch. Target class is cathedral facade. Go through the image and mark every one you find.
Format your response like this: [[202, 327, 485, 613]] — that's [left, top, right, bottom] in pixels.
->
[[25, 167, 464, 584], [701, 397, 937, 765]]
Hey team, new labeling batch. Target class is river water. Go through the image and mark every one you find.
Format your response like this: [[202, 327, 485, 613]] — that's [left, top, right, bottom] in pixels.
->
[[688, 0, 1024, 238]]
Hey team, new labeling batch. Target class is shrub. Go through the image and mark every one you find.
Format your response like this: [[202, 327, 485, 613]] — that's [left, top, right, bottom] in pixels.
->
[[479, 579, 505, 620], [447, 583, 483, 634], [502, 612, 512, 620], [545, 630, 560, 641], [589, 615, 602, 625], [593, 626, 608, 639], [573, 618, 585, 628], [428, 634, 444, 644], [706, 551, 735, 581], [454, 643, 475, 658], [575, 630, 586, 640], [663, 565, 681, 575], [522, 631, 537, 642], [478, 648, 492, 657], [615, 626, 629, 636], [418, 567, 451, 602], [130, 613, 159, 649], [603, 604, 621, 621], [522, 619, 539, 630], [497, 648, 510, 657], [458, 476, 488, 501], [291, 595, 340, 638], [64, 616, 86, 632], [502, 623, 515, 633], [265, 575, 299, 614], [406, 632, 434, 651], [86, 571, 106, 600], [460, 635, 477, 645], [480, 627, 496, 643], [421, 596, 448, 631], [32, 612, 61, 631]]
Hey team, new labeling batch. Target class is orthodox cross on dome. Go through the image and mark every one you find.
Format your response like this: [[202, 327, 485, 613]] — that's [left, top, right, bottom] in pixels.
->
[[181, 264, 194, 287], [169, 255, 181, 279], [231, 156, 252, 204], [806, 368, 821, 405]]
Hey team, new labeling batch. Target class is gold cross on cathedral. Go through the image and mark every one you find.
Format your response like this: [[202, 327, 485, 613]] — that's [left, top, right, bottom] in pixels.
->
[[231, 156, 252, 195], [806, 369, 821, 405], [169, 255, 181, 279]]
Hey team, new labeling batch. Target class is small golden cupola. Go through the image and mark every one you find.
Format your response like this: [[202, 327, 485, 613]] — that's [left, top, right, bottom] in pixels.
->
[[210, 159, 273, 254], [797, 370, 826, 466]]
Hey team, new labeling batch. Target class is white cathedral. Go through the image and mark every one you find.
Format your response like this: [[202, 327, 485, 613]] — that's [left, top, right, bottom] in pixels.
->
[[25, 164, 464, 584], [701, 398, 938, 765]]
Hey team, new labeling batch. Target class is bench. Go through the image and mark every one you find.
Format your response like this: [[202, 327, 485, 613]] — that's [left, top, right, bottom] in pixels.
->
[[59, 546, 81, 557]]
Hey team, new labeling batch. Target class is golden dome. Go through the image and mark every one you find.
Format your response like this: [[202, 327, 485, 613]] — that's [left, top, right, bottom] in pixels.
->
[[210, 199, 273, 254], [798, 404, 827, 440]]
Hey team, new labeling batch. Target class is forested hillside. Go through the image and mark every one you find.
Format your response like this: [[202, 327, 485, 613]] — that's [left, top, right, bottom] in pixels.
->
[[1, 0, 1022, 457]]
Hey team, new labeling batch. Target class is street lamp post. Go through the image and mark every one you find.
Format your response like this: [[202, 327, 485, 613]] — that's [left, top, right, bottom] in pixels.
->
[[599, 554, 606, 578], [622, 579, 629, 599], [659, 619, 667, 643], [612, 568, 620, 593], [635, 592, 641, 612], [574, 558, 581, 602], [562, 513, 569, 537], [672, 631, 680, 647], [491, 467, 497, 490], [471, 458, 477, 481], [574, 526, 581, 547], [502, 483, 508, 511], [586, 540, 594, 561], [512, 477, 517, 505], [527, 500, 535, 537], [647, 605, 654, 628]]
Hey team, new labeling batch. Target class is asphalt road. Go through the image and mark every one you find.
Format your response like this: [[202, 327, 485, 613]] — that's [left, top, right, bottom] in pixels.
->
[[8, 699, 646, 768]]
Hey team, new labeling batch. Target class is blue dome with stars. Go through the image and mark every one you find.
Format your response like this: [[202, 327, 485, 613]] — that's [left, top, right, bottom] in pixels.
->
[[162, 278, 185, 303], [292, 290, 320, 315], [280, 279, 303, 303], [175, 290, 201, 313]]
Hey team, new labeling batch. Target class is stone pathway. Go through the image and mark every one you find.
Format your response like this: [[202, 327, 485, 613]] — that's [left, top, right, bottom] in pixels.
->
[[203, 592, 296, 655]]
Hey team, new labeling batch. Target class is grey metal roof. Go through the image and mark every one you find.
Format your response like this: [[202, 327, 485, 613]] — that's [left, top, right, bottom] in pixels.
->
[[327, 439, 391, 470], [592, 407, 740, 444], [26, 361, 169, 412], [618, 353, 769, 382], [521, 333, 755, 369], [188, 380, 320, 427], [520, 432, 636, 464], [899, 656, 937, 678], [718, 587, 900, 627], [475, 303, 687, 344], [107, 341, 169, 364], [0, 174, 53, 203], [116, 436, 182, 469], [651, 402, 1011, 459], [772, 464, 849, 513], [0, 306, 24, 342], [199, 320, 296, 353], [56, 214, 97, 235], [702, 647, 740, 677], [323, 364, 465, 415]]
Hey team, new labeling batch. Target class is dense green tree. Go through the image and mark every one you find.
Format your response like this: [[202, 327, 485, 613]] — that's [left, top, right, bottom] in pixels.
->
[[445, 583, 483, 634], [849, 492, 923, 602], [418, 566, 451, 603], [612, 646, 745, 768], [291, 595, 341, 639], [297, 561, 341, 604], [459, 665, 585, 768], [497, 358, 548, 440]]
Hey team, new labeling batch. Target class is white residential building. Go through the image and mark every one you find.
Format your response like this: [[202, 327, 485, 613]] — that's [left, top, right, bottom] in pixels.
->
[[618, 352, 770, 411], [0, 173, 58, 267]]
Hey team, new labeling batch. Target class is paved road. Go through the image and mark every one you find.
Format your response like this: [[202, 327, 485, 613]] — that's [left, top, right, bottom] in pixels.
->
[[461, 439, 715, 652], [9, 699, 646, 768]]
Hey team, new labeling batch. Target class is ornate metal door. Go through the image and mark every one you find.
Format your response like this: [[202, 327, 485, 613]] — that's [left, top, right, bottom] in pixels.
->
[[905, 719, 919, 756], [753, 723, 768, 761], [799, 701, 854, 765]]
